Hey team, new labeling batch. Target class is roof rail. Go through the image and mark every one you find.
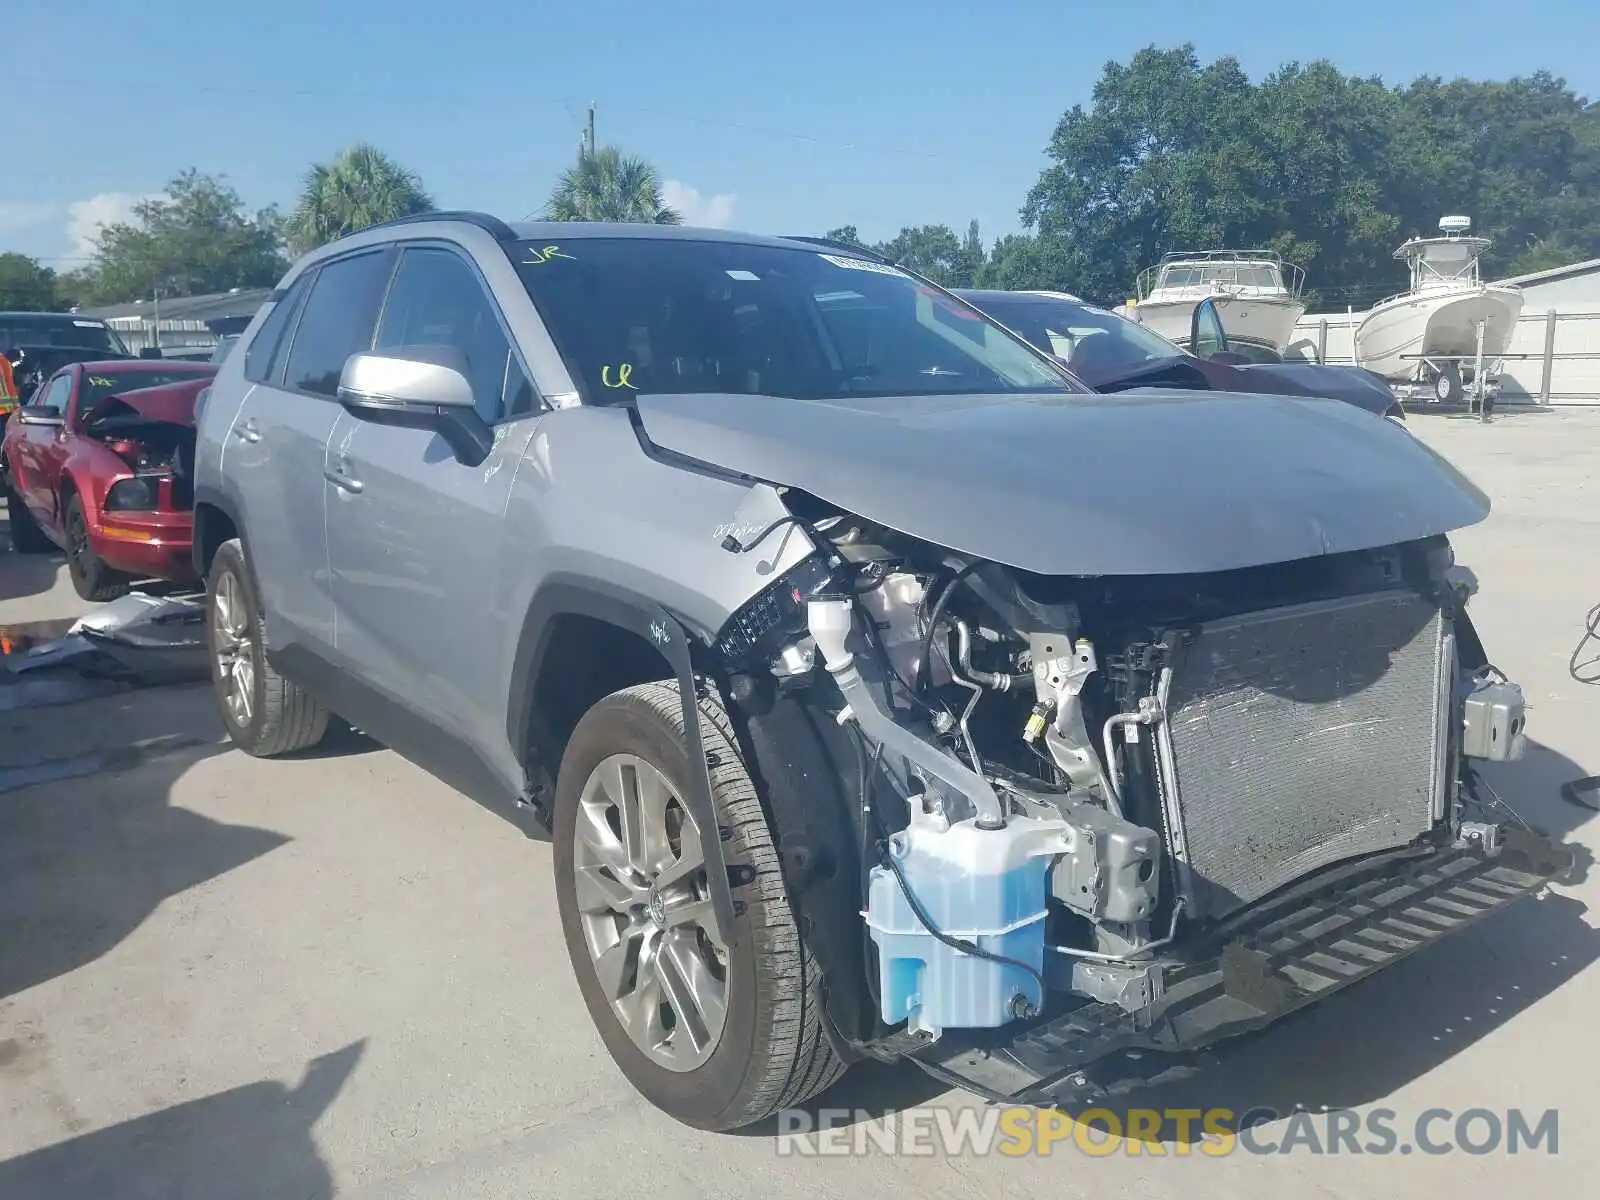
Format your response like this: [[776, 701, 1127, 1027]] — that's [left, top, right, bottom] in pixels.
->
[[779, 235, 895, 265], [336, 210, 520, 243]]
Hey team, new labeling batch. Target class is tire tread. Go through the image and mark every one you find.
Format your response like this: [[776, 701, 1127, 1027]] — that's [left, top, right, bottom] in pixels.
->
[[210, 537, 330, 757], [621, 681, 846, 1128]]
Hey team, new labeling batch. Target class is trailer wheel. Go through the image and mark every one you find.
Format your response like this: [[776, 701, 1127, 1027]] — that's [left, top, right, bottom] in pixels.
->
[[1433, 362, 1463, 404]]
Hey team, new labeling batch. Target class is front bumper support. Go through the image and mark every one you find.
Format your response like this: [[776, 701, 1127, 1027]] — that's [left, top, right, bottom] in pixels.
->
[[910, 824, 1573, 1106]]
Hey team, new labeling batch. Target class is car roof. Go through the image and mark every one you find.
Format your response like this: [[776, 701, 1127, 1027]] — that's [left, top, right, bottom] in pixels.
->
[[0, 310, 110, 321], [954, 288, 1086, 304], [73, 359, 217, 374]]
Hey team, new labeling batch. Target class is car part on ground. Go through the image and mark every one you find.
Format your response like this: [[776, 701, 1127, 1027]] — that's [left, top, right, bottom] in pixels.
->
[[188, 213, 1572, 1132], [0, 591, 210, 687]]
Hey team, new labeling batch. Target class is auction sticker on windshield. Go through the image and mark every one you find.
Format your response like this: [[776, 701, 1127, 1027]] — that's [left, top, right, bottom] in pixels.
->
[[818, 253, 906, 276]]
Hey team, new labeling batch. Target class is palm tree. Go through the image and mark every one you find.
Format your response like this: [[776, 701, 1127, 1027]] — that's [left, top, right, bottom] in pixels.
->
[[284, 144, 435, 254], [544, 145, 681, 224]]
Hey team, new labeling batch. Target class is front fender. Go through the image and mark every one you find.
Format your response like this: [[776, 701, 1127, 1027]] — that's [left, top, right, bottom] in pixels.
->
[[509, 575, 741, 950]]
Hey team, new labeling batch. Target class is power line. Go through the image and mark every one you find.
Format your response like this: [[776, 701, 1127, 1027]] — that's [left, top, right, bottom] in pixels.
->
[[6, 74, 963, 166]]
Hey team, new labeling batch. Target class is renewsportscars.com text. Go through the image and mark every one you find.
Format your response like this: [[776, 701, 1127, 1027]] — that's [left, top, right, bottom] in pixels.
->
[[775, 1106, 1560, 1157]]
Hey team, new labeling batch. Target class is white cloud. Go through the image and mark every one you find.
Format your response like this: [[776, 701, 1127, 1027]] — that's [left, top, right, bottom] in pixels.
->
[[66, 192, 157, 258], [0, 201, 59, 236], [662, 180, 736, 228]]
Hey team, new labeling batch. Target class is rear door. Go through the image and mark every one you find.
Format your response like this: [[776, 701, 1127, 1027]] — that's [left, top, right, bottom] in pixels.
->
[[324, 241, 542, 776], [224, 246, 398, 658]]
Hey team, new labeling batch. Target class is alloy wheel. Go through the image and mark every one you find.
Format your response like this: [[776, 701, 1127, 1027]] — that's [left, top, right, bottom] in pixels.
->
[[572, 753, 730, 1072], [211, 569, 257, 726]]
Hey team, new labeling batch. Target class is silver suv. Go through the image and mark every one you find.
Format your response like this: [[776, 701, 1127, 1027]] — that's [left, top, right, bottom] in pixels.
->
[[192, 213, 1569, 1132]]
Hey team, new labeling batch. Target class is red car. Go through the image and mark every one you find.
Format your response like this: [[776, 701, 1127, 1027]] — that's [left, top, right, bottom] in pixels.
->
[[2, 359, 217, 600]]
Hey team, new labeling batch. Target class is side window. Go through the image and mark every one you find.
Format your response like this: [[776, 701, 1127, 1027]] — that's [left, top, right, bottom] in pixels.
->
[[374, 246, 535, 422], [282, 249, 397, 398], [33, 373, 71, 413], [243, 273, 311, 384]]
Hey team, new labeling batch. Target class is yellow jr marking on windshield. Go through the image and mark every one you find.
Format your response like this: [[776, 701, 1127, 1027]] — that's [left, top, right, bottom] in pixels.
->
[[524, 245, 576, 265]]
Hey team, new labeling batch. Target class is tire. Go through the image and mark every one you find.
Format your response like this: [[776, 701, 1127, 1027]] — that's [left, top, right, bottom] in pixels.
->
[[552, 681, 847, 1131], [5, 482, 51, 554], [206, 536, 330, 757], [64, 492, 132, 602], [1433, 362, 1463, 404]]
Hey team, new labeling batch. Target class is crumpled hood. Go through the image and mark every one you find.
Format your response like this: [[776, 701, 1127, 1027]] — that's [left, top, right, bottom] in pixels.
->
[[632, 389, 1489, 577], [83, 378, 209, 429]]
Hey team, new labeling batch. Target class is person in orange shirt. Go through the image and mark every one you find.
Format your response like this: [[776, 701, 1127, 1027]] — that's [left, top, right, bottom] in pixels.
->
[[0, 353, 19, 411]]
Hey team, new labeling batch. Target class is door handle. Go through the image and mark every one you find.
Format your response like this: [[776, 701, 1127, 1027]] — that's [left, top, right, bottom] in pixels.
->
[[234, 418, 261, 443], [323, 468, 363, 495]]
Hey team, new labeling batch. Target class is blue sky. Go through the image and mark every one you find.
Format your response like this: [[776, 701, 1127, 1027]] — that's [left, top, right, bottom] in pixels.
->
[[5, 0, 1596, 270]]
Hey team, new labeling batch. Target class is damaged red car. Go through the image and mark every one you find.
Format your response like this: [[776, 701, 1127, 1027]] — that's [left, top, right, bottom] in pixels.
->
[[2, 359, 216, 601]]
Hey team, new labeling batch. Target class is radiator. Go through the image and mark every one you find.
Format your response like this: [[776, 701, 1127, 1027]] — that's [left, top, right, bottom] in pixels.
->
[[1153, 590, 1453, 922]]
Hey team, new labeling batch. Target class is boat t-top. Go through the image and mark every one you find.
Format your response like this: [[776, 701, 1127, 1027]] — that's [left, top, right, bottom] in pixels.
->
[[1119, 250, 1308, 357], [1353, 215, 1524, 404]]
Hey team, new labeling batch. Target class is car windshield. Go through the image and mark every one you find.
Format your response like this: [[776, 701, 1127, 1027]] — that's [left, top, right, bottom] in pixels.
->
[[966, 294, 1184, 379], [509, 238, 1079, 402], [0, 317, 129, 356], [79, 368, 206, 408]]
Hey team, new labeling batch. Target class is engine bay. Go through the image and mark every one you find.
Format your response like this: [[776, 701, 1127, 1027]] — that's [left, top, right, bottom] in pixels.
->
[[712, 484, 1530, 1043]]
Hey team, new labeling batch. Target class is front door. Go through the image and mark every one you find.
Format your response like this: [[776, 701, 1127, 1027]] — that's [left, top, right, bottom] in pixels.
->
[[324, 242, 542, 786], [226, 246, 398, 656], [14, 371, 73, 528]]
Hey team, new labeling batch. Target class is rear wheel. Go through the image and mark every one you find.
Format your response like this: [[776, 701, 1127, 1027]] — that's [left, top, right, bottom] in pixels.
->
[[64, 493, 132, 602], [5, 482, 51, 553], [207, 537, 330, 756], [552, 682, 847, 1131]]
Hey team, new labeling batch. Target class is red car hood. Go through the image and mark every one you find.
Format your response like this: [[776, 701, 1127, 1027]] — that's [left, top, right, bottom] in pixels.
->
[[83, 377, 211, 427]]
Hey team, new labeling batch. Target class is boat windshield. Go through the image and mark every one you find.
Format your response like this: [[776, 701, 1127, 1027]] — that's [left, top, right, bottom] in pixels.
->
[[1157, 262, 1284, 290], [1411, 242, 1483, 289]]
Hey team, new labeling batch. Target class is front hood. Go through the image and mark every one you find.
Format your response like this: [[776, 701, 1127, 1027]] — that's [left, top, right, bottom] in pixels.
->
[[1232, 362, 1397, 415], [632, 389, 1489, 577]]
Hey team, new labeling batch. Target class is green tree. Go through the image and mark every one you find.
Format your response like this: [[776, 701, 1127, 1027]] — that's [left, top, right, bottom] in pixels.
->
[[544, 145, 681, 224], [823, 225, 867, 248], [284, 143, 435, 255], [1021, 45, 1600, 307], [70, 170, 286, 306], [0, 253, 60, 310]]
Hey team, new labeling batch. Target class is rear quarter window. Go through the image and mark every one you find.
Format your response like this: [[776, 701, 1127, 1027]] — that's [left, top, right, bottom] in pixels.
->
[[243, 274, 312, 385]]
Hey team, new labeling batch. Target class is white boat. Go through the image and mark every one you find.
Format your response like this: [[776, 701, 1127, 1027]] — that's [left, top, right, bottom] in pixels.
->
[[1353, 216, 1524, 402], [1119, 251, 1307, 355]]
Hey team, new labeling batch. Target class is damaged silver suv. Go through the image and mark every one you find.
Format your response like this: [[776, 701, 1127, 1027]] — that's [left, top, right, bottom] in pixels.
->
[[190, 214, 1572, 1131]]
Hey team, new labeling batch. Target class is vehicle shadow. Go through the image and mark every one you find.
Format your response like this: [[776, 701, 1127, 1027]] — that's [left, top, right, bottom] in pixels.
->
[[1057, 735, 1597, 1144], [0, 520, 66, 604], [0, 738, 290, 1001], [0, 1041, 363, 1199]]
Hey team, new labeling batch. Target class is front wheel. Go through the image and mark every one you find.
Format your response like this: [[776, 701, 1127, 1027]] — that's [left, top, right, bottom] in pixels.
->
[[552, 682, 847, 1131], [64, 493, 131, 602]]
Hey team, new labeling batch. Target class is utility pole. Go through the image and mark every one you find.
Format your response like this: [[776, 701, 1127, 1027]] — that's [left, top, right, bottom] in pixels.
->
[[584, 104, 595, 159]]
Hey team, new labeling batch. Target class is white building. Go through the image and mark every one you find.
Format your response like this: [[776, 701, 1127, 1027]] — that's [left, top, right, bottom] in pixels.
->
[[1492, 257, 1600, 308]]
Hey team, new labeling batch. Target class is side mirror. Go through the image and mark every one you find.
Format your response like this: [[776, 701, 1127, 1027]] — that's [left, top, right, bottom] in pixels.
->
[[336, 348, 492, 467], [16, 408, 65, 428], [1190, 296, 1229, 361], [138, 346, 165, 359]]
